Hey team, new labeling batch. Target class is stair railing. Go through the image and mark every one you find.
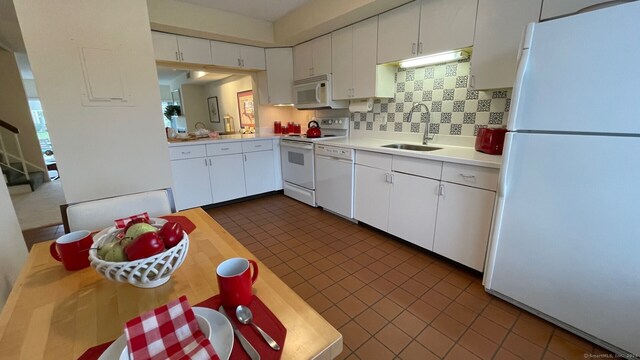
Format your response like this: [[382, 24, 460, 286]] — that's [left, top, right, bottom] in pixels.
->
[[0, 119, 30, 181]]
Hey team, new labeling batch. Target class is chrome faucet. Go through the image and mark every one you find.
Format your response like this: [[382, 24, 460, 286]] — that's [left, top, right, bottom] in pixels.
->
[[408, 102, 432, 145]]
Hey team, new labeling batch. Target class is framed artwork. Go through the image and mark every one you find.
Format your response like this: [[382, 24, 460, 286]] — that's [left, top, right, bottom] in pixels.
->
[[236, 90, 255, 128], [207, 96, 220, 123]]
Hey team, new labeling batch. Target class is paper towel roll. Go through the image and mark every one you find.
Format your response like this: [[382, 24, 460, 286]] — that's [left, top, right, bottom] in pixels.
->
[[349, 98, 374, 113]]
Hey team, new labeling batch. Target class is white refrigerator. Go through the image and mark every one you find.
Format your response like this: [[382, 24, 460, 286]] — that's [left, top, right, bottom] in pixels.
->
[[484, 2, 640, 356]]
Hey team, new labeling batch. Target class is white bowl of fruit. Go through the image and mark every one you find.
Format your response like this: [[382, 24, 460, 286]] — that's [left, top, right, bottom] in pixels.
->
[[88, 218, 189, 288]]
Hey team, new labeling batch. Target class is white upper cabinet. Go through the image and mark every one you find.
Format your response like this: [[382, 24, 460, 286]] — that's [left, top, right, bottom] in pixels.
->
[[293, 34, 332, 80], [377, 0, 477, 64], [151, 32, 212, 64], [177, 36, 213, 64], [540, 0, 610, 20], [331, 26, 353, 100], [260, 48, 294, 105], [210, 41, 241, 68], [419, 0, 477, 55], [377, 1, 421, 64], [332, 17, 394, 100], [470, 0, 543, 90], [151, 31, 180, 62], [210, 41, 265, 70]]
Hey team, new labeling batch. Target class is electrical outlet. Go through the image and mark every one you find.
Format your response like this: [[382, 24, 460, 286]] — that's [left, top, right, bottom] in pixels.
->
[[374, 114, 387, 125]]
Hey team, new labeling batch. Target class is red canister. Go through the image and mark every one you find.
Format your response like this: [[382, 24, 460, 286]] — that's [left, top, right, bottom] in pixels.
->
[[274, 121, 282, 134]]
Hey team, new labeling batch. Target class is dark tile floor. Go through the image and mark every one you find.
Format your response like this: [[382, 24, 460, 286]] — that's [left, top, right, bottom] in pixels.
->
[[19, 194, 613, 359], [206, 194, 612, 360]]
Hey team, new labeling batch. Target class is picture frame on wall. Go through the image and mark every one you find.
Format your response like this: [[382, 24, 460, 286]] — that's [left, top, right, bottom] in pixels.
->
[[237, 90, 255, 128], [207, 96, 220, 123]]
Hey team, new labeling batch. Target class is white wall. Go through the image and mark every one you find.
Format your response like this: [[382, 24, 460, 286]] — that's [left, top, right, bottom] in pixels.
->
[[0, 49, 46, 172], [206, 75, 253, 133], [147, 0, 274, 46], [180, 84, 209, 131], [159, 85, 172, 102], [13, 0, 172, 204], [0, 180, 28, 311]]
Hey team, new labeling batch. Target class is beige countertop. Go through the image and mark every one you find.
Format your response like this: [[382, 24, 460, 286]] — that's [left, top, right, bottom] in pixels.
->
[[168, 133, 284, 147], [320, 137, 502, 168]]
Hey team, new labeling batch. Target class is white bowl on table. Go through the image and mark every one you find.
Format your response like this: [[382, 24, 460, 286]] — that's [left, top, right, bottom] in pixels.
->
[[88, 218, 189, 288], [98, 308, 234, 360]]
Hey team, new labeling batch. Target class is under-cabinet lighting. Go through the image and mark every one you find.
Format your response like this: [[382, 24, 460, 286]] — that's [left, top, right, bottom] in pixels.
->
[[399, 50, 469, 68], [273, 104, 295, 107]]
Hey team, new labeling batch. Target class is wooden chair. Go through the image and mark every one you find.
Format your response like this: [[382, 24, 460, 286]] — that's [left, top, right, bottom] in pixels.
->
[[61, 189, 175, 233]]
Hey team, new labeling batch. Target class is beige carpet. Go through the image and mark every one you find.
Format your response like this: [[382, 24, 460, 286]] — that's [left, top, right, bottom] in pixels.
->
[[10, 180, 66, 230]]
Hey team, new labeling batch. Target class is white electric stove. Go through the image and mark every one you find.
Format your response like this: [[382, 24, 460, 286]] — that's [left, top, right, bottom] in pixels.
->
[[280, 117, 349, 206]]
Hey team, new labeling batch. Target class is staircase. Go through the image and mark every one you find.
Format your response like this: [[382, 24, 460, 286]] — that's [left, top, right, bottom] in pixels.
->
[[1, 162, 45, 191], [1, 118, 47, 193]]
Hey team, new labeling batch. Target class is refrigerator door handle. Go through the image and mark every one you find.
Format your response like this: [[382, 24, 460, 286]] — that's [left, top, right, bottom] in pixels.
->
[[507, 23, 535, 132]]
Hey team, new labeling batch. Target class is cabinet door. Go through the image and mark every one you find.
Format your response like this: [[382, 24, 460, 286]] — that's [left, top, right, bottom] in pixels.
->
[[311, 34, 332, 76], [151, 32, 179, 62], [540, 0, 608, 20], [293, 41, 313, 80], [244, 151, 275, 196], [388, 173, 440, 251], [418, 0, 477, 56], [211, 41, 242, 68], [331, 26, 353, 100], [170, 158, 212, 210], [352, 17, 379, 99], [470, 0, 542, 90], [377, 1, 421, 64], [176, 36, 212, 64], [265, 48, 294, 104], [354, 164, 390, 231], [210, 154, 246, 203], [433, 183, 495, 271], [240, 45, 266, 70]]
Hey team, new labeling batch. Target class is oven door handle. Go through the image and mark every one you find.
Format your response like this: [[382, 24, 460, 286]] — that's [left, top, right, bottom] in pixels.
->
[[281, 141, 314, 150]]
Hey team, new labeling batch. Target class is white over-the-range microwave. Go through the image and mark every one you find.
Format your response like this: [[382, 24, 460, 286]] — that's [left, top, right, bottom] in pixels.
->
[[293, 74, 349, 110]]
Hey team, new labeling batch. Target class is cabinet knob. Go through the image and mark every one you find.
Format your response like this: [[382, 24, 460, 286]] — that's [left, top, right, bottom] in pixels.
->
[[439, 183, 445, 197], [412, 43, 416, 55], [175, 51, 179, 61], [418, 42, 423, 54], [180, 52, 184, 61]]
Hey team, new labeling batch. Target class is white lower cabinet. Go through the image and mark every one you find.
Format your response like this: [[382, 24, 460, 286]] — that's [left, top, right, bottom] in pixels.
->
[[388, 173, 439, 251], [433, 182, 495, 271], [210, 154, 246, 203], [170, 158, 213, 210], [354, 150, 498, 271], [169, 140, 279, 210], [244, 150, 275, 196], [354, 164, 391, 231]]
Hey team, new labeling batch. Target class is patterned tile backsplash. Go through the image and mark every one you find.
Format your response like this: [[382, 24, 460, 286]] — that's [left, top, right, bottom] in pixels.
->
[[350, 59, 512, 136]]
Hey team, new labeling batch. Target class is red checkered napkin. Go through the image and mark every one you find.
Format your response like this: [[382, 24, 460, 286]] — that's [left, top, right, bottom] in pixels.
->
[[114, 212, 150, 229], [124, 296, 219, 360]]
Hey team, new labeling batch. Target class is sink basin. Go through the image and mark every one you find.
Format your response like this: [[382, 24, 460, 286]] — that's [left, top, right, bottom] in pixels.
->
[[381, 143, 442, 151]]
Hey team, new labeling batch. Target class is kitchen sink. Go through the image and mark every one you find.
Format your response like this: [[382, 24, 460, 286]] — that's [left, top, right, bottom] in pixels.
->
[[381, 143, 442, 151]]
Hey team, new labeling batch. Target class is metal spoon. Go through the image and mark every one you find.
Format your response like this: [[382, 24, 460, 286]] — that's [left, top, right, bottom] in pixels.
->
[[236, 305, 281, 351]]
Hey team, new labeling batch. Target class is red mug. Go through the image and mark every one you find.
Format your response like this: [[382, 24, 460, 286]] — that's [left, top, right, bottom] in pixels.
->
[[216, 258, 259, 308], [49, 230, 93, 271]]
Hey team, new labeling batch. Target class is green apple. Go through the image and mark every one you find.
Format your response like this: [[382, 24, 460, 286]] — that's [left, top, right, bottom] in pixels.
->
[[103, 243, 127, 262], [125, 223, 157, 241]]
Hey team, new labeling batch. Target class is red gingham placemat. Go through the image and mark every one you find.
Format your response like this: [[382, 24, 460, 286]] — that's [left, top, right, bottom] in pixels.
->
[[77, 295, 286, 360], [159, 215, 197, 234]]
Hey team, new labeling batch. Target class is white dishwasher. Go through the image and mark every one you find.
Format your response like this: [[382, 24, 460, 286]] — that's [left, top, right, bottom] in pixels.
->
[[314, 144, 355, 219]]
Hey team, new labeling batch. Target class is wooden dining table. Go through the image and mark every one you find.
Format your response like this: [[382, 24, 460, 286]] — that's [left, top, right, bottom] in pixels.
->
[[0, 208, 342, 359]]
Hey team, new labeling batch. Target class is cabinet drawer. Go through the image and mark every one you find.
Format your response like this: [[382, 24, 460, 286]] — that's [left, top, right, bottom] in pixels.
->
[[206, 142, 243, 156], [355, 151, 392, 170], [242, 140, 273, 153], [392, 156, 442, 179], [441, 163, 499, 191], [169, 145, 207, 160]]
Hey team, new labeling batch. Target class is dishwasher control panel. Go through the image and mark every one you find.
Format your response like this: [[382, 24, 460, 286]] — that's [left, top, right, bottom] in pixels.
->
[[315, 145, 354, 161]]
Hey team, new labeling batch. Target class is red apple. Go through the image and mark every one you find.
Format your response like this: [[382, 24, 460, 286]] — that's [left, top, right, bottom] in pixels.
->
[[125, 232, 165, 260], [158, 222, 184, 249]]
